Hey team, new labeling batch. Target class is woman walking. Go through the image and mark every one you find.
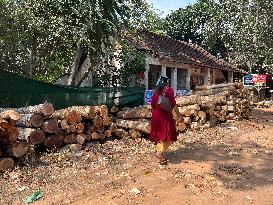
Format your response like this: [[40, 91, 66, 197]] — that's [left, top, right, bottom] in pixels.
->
[[150, 76, 180, 164]]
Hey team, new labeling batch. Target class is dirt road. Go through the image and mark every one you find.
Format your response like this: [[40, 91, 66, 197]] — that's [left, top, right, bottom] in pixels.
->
[[2, 107, 273, 205]]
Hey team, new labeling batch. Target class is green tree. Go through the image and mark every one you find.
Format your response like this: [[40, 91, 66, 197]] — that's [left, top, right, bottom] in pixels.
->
[[207, 0, 273, 69], [0, 0, 155, 85], [163, 0, 227, 57]]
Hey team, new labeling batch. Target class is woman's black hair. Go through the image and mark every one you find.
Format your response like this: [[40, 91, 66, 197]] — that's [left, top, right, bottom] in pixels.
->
[[156, 76, 169, 94]]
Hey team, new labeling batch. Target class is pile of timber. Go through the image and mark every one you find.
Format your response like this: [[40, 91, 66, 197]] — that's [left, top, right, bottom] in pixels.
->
[[116, 83, 252, 137], [0, 103, 120, 172]]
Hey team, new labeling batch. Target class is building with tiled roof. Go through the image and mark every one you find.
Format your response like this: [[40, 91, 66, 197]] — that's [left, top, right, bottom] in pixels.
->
[[126, 29, 236, 94]]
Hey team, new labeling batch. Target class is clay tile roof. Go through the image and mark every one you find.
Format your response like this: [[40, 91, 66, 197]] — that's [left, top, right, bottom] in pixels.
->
[[126, 29, 235, 71]]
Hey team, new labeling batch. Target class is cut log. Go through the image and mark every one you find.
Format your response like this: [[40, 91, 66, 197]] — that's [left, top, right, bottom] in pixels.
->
[[102, 117, 111, 126], [117, 107, 152, 119], [42, 118, 59, 134], [75, 134, 86, 145], [109, 123, 117, 132], [66, 111, 82, 125], [98, 134, 105, 139], [18, 128, 45, 145], [94, 116, 103, 127], [177, 122, 187, 132], [60, 119, 69, 129], [178, 104, 200, 117], [0, 110, 20, 121], [176, 95, 202, 107], [64, 134, 76, 144], [16, 113, 43, 128], [91, 133, 99, 140], [195, 86, 235, 96], [6, 126, 19, 144], [76, 123, 85, 134], [129, 130, 141, 139], [183, 117, 192, 125], [114, 129, 128, 137], [111, 105, 119, 113], [9, 142, 28, 158], [104, 130, 112, 138], [84, 124, 95, 135], [116, 119, 150, 133], [68, 106, 96, 119], [95, 105, 108, 118], [0, 118, 9, 129], [85, 134, 91, 141], [44, 134, 63, 149], [97, 126, 105, 133], [0, 158, 14, 172], [198, 111, 206, 124], [66, 125, 76, 133], [195, 83, 236, 91], [1, 103, 55, 116]]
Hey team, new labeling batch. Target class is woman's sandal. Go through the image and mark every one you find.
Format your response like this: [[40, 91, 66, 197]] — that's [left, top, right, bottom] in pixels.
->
[[155, 152, 167, 164]]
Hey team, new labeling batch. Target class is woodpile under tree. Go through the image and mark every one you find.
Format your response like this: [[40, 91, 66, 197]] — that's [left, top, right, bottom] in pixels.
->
[[115, 83, 251, 138], [0, 103, 120, 172], [0, 83, 252, 172]]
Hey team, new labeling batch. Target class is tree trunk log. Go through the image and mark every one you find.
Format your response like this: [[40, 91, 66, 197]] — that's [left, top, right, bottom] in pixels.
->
[[176, 95, 202, 107], [44, 134, 63, 149], [0, 103, 55, 116], [91, 133, 99, 140], [95, 105, 108, 118], [67, 106, 96, 119], [97, 126, 105, 133], [16, 113, 43, 128], [94, 116, 103, 127], [177, 122, 187, 132], [42, 118, 59, 134], [104, 130, 112, 138], [64, 134, 76, 144], [0, 110, 20, 121], [0, 118, 9, 129], [66, 125, 76, 133], [0, 158, 14, 172], [178, 104, 200, 117], [116, 119, 150, 133], [102, 117, 111, 126], [114, 129, 128, 137], [117, 107, 152, 119], [18, 128, 45, 145], [195, 83, 236, 91], [76, 123, 85, 133], [8, 142, 29, 158], [75, 134, 86, 144]]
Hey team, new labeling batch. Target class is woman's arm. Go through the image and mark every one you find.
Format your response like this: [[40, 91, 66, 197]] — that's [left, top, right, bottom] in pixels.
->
[[173, 104, 180, 117]]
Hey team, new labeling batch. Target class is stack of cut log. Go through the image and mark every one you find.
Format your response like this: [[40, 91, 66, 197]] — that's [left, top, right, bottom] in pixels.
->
[[115, 105, 152, 138], [0, 103, 54, 172], [116, 83, 252, 137], [0, 103, 119, 172]]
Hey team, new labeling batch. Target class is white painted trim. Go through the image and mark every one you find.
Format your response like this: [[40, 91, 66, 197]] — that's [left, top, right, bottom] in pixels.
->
[[228, 71, 234, 83], [145, 56, 149, 89], [204, 67, 211, 85], [161, 65, 166, 76], [186, 69, 191, 90], [171, 67, 178, 93]]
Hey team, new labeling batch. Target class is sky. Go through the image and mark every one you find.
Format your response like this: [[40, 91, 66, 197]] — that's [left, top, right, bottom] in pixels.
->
[[147, 0, 198, 16]]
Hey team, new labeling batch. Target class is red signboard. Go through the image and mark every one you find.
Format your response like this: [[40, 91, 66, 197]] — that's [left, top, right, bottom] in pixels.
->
[[252, 74, 266, 86]]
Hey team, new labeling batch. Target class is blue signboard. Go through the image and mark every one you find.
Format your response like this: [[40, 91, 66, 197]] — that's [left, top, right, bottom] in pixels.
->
[[144, 90, 154, 104]]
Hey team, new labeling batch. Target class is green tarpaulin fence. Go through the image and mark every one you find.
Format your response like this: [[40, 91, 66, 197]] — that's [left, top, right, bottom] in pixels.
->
[[0, 69, 145, 109]]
